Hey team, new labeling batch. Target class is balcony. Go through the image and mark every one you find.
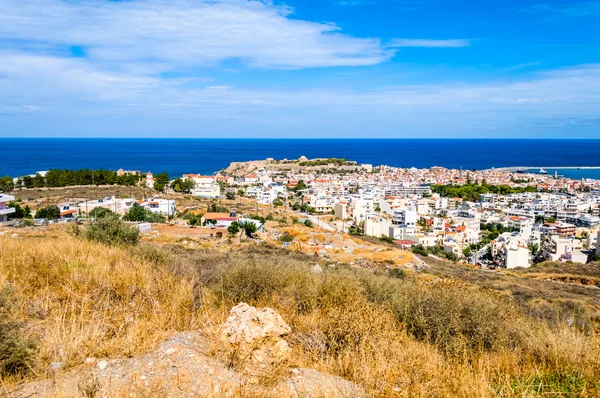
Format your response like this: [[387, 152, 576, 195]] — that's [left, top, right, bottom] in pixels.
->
[[0, 207, 16, 216]]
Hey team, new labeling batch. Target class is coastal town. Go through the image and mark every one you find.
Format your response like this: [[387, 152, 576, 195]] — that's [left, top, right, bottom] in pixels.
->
[[2, 156, 600, 269]]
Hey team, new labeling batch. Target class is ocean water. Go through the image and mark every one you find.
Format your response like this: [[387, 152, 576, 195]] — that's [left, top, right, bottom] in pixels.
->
[[1, 139, 600, 180]]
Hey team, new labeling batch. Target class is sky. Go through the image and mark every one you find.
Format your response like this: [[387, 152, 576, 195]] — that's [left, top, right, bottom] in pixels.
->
[[0, 0, 599, 138]]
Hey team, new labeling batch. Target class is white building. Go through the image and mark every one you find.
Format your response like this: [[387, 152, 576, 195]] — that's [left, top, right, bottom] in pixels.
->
[[505, 244, 530, 269], [391, 208, 417, 235], [145, 172, 154, 189], [363, 216, 391, 238], [0, 194, 16, 222], [184, 174, 221, 198], [141, 198, 176, 217], [544, 237, 585, 263]]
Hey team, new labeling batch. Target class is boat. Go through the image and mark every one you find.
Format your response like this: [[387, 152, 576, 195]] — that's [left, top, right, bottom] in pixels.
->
[[539, 168, 548, 174]]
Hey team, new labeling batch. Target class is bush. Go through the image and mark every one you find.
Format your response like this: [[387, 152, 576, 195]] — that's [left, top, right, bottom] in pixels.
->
[[411, 244, 429, 256], [278, 233, 294, 243], [388, 268, 405, 279], [88, 207, 113, 219], [85, 214, 139, 247], [397, 284, 524, 355]]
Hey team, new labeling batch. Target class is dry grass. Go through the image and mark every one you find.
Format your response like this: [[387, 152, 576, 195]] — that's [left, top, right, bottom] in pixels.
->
[[0, 232, 201, 384], [1, 232, 599, 397]]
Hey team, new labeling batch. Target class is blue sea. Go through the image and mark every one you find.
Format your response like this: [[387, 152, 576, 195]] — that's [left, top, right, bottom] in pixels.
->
[[1, 139, 600, 180]]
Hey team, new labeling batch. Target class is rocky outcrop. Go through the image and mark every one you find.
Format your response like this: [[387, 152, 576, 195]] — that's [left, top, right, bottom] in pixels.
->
[[10, 306, 366, 397], [221, 302, 291, 369]]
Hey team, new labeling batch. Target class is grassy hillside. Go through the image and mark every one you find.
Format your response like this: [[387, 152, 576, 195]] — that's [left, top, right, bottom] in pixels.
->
[[1, 230, 599, 397]]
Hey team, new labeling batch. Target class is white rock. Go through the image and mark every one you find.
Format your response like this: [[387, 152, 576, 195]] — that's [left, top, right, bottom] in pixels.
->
[[97, 360, 108, 370], [48, 362, 62, 371], [311, 264, 323, 274], [221, 303, 291, 365]]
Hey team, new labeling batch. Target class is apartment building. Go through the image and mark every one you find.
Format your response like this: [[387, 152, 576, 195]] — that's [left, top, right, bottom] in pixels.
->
[[0, 194, 16, 222], [543, 237, 585, 263], [184, 174, 221, 198]]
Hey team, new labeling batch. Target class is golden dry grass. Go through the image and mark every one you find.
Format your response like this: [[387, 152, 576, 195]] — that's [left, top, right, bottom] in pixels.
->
[[1, 231, 599, 397]]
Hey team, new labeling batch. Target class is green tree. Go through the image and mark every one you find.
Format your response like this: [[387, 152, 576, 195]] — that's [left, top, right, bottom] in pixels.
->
[[225, 191, 236, 200], [227, 221, 240, 236], [463, 247, 472, 258], [89, 207, 113, 219], [123, 202, 146, 222], [35, 206, 60, 220], [33, 173, 45, 188], [6, 202, 31, 220], [0, 176, 14, 192], [292, 180, 308, 192], [170, 178, 183, 192], [153, 172, 170, 193], [239, 221, 257, 237]]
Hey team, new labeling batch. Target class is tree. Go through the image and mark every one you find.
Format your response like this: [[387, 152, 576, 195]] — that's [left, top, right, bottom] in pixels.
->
[[463, 247, 472, 259], [85, 214, 139, 247], [170, 178, 183, 192], [6, 202, 31, 220], [303, 219, 314, 228], [172, 178, 195, 194], [180, 178, 195, 194], [239, 221, 257, 238], [546, 217, 556, 224], [225, 191, 236, 200], [123, 202, 146, 222], [153, 172, 170, 193], [0, 176, 14, 192], [35, 206, 60, 220], [89, 207, 113, 219], [292, 180, 308, 192], [273, 197, 283, 207], [33, 173, 45, 188], [227, 221, 240, 236]]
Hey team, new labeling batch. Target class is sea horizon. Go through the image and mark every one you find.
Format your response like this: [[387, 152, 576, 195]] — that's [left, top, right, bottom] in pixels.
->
[[2, 138, 600, 180]]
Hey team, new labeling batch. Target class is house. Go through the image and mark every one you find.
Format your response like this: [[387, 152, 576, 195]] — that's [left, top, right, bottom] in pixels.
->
[[505, 244, 530, 269], [543, 237, 584, 263], [139, 199, 176, 217], [59, 203, 79, 220], [201, 212, 235, 226], [78, 196, 138, 216], [334, 201, 348, 220], [0, 194, 16, 222], [184, 174, 221, 198], [363, 216, 391, 238], [244, 174, 259, 184]]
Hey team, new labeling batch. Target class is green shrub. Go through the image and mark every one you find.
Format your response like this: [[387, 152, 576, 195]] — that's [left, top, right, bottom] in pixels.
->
[[89, 207, 113, 219], [278, 233, 294, 243], [85, 214, 139, 247]]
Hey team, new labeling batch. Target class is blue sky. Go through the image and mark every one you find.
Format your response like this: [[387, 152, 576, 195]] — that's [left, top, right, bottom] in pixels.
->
[[0, 0, 599, 138]]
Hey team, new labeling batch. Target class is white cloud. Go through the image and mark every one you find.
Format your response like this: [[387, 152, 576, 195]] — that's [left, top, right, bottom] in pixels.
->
[[0, 0, 393, 69], [387, 39, 471, 48]]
